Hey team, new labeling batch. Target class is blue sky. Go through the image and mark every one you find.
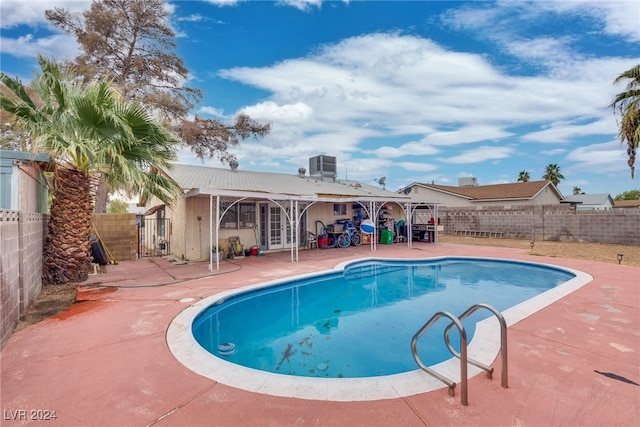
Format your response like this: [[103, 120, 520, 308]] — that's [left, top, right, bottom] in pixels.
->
[[1, 0, 639, 198]]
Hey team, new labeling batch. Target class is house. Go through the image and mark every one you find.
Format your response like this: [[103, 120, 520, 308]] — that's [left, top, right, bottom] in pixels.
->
[[561, 193, 614, 211], [0, 149, 50, 212], [398, 178, 564, 208], [142, 157, 427, 269], [613, 199, 640, 209]]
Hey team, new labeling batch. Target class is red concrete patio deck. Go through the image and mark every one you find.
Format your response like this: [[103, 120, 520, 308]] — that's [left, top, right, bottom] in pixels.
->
[[1, 242, 638, 427]]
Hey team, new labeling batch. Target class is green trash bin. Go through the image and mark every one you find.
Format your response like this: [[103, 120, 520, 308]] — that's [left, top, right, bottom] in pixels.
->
[[380, 229, 393, 244]]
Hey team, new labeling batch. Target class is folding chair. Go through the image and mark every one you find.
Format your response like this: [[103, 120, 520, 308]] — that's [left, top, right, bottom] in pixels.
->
[[307, 231, 318, 249]]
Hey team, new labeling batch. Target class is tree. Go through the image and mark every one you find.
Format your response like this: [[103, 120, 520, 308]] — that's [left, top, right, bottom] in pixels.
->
[[542, 163, 565, 186], [517, 170, 530, 182], [614, 189, 640, 200], [572, 187, 583, 195], [610, 63, 640, 178], [46, 0, 270, 211], [0, 56, 180, 284], [0, 85, 37, 150], [46, 0, 199, 123], [107, 198, 129, 213]]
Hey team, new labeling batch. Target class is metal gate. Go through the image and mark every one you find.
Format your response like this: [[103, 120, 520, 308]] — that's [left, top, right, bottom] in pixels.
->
[[138, 217, 171, 257]]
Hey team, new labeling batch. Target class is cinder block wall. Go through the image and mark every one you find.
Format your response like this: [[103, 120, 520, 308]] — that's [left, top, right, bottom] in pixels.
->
[[441, 205, 640, 245], [93, 213, 138, 262], [0, 210, 46, 348], [1, 210, 21, 347], [20, 212, 46, 317]]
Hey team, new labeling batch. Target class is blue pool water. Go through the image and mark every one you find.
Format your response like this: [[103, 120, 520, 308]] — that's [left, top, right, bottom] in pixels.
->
[[192, 258, 575, 379]]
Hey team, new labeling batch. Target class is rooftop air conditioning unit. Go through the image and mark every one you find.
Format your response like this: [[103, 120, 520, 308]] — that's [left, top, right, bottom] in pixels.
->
[[458, 177, 478, 187], [309, 155, 337, 181]]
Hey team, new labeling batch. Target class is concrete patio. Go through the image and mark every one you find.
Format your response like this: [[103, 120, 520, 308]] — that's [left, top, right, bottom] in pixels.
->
[[1, 242, 638, 426]]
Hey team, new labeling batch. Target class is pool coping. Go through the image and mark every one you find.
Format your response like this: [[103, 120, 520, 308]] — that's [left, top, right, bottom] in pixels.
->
[[166, 256, 593, 401]]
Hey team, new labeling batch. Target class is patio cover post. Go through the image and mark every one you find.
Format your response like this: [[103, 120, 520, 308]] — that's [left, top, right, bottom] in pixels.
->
[[209, 194, 213, 272], [407, 201, 413, 249], [370, 201, 376, 252], [294, 200, 299, 263], [290, 199, 296, 263], [434, 204, 438, 243]]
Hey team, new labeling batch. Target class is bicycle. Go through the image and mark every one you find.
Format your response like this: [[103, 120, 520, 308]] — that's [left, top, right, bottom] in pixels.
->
[[336, 221, 362, 248]]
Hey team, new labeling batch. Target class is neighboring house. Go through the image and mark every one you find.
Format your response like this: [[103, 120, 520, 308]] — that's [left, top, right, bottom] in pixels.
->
[[142, 157, 424, 268], [0, 149, 50, 212], [613, 199, 640, 209], [398, 178, 564, 208], [562, 193, 614, 211]]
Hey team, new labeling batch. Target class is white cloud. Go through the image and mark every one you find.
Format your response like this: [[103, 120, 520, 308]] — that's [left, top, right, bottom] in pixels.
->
[[372, 142, 439, 159], [396, 161, 438, 172], [0, 33, 78, 62], [198, 106, 227, 118], [540, 149, 567, 157], [565, 139, 628, 175], [523, 117, 617, 143], [215, 26, 636, 191], [277, 0, 323, 12], [240, 101, 314, 124], [540, 0, 640, 42], [204, 0, 240, 7], [0, 1, 90, 28], [440, 146, 514, 164]]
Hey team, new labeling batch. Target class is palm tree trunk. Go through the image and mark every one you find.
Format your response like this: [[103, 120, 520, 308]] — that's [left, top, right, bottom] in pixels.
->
[[43, 168, 94, 285]]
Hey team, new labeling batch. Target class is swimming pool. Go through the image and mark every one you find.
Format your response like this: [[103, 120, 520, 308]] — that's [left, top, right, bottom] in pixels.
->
[[167, 256, 592, 401]]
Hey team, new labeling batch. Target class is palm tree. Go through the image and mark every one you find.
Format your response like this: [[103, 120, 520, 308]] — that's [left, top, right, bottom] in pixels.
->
[[542, 163, 565, 187], [572, 187, 583, 195], [517, 170, 530, 182], [611, 64, 640, 178], [0, 56, 180, 284]]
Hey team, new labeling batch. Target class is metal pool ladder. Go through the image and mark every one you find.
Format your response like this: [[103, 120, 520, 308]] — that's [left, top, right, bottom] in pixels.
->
[[410, 303, 508, 406]]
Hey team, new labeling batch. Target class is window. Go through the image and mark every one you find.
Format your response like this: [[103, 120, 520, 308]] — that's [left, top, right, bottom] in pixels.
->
[[222, 203, 256, 228], [333, 203, 347, 215], [222, 205, 237, 228], [239, 203, 256, 227]]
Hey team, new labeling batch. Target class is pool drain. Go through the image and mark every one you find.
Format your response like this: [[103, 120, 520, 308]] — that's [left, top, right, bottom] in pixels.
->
[[218, 343, 236, 356]]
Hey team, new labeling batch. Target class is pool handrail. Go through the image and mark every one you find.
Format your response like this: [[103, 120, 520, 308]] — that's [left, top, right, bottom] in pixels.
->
[[443, 303, 509, 389], [411, 311, 469, 405]]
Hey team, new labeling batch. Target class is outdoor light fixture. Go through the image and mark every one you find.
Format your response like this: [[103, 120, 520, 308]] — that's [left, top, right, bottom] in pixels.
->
[[617, 253, 623, 264]]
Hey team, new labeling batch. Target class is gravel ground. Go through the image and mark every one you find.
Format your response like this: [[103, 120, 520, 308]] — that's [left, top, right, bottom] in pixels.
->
[[439, 235, 640, 267]]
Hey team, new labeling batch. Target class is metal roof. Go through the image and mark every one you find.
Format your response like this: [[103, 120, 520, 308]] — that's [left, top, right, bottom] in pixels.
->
[[162, 163, 410, 202]]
